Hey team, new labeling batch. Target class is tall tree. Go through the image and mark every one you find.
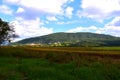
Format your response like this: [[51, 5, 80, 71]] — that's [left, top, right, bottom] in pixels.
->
[[0, 18, 17, 45]]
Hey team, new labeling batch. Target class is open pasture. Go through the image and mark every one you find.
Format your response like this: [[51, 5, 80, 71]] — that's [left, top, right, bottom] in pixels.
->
[[0, 46, 120, 80]]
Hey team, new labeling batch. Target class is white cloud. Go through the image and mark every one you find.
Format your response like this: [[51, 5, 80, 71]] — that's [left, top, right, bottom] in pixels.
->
[[19, 0, 64, 15], [107, 17, 120, 26], [46, 16, 58, 21], [101, 17, 120, 36], [10, 17, 53, 41], [78, 0, 120, 21], [4, 0, 70, 15], [103, 26, 120, 36], [16, 7, 25, 13], [67, 25, 120, 37], [65, 6, 73, 18], [67, 26, 98, 32], [57, 20, 79, 25], [70, 0, 74, 2], [0, 5, 13, 15], [66, 17, 120, 37], [3, 0, 74, 20], [3, 0, 19, 4], [81, 0, 120, 13], [94, 25, 120, 37]]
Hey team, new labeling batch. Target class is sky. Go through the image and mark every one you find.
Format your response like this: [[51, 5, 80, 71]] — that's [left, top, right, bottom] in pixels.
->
[[0, 0, 120, 41]]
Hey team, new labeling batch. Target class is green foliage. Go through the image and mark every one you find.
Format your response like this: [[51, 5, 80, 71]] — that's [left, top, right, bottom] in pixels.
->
[[0, 18, 17, 45]]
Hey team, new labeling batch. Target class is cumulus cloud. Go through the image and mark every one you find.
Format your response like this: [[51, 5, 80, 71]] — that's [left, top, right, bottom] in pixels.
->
[[67, 26, 98, 32], [102, 17, 120, 36], [101, 26, 120, 37], [22, 0, 66, 14], [0, 5, 13, 15], [107, 17, 120, 26], [3, 0, 19, 4], [78, 0, 120, 21], [3, 0, 73, 20], [16, 7, 25, 13], [65, 6, 73, 18], [11, 17, 53, 41], [46, 16, 58, 21], [57, 20, 79, 25], [67, 17, 120, 37]]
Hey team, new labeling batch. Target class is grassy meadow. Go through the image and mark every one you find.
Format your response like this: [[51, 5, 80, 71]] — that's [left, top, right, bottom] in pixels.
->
[[0, 46, 120, 80]]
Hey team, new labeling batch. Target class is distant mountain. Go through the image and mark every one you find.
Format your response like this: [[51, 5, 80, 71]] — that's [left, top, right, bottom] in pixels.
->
[[13, 32, 120, 47]]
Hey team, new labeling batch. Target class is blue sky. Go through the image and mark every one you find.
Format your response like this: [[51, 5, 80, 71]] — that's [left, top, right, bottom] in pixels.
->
[[0, 0, 120, 41]]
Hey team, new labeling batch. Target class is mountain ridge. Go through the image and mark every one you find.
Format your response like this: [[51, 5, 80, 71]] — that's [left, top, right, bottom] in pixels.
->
[[13, 32, 120, 47]]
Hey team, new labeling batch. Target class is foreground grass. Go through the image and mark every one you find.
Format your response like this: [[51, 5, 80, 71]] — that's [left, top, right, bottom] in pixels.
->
[[0, 57, 120, 80], [0, 46, 120, 80]]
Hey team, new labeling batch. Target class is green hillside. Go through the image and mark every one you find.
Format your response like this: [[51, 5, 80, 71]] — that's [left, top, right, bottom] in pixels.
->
[[13, 32, 120, 47]]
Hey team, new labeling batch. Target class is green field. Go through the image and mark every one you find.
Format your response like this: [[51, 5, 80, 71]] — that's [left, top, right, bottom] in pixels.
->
[[0, 46, 120, 80]]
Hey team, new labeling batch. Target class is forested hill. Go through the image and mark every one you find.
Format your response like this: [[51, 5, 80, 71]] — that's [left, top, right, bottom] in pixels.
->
[[13, 32, 120, 47]]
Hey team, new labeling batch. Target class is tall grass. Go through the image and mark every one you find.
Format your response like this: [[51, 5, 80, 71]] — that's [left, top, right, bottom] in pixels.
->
[[0, 46, 120, 80], [0, 57, 120, 80]]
